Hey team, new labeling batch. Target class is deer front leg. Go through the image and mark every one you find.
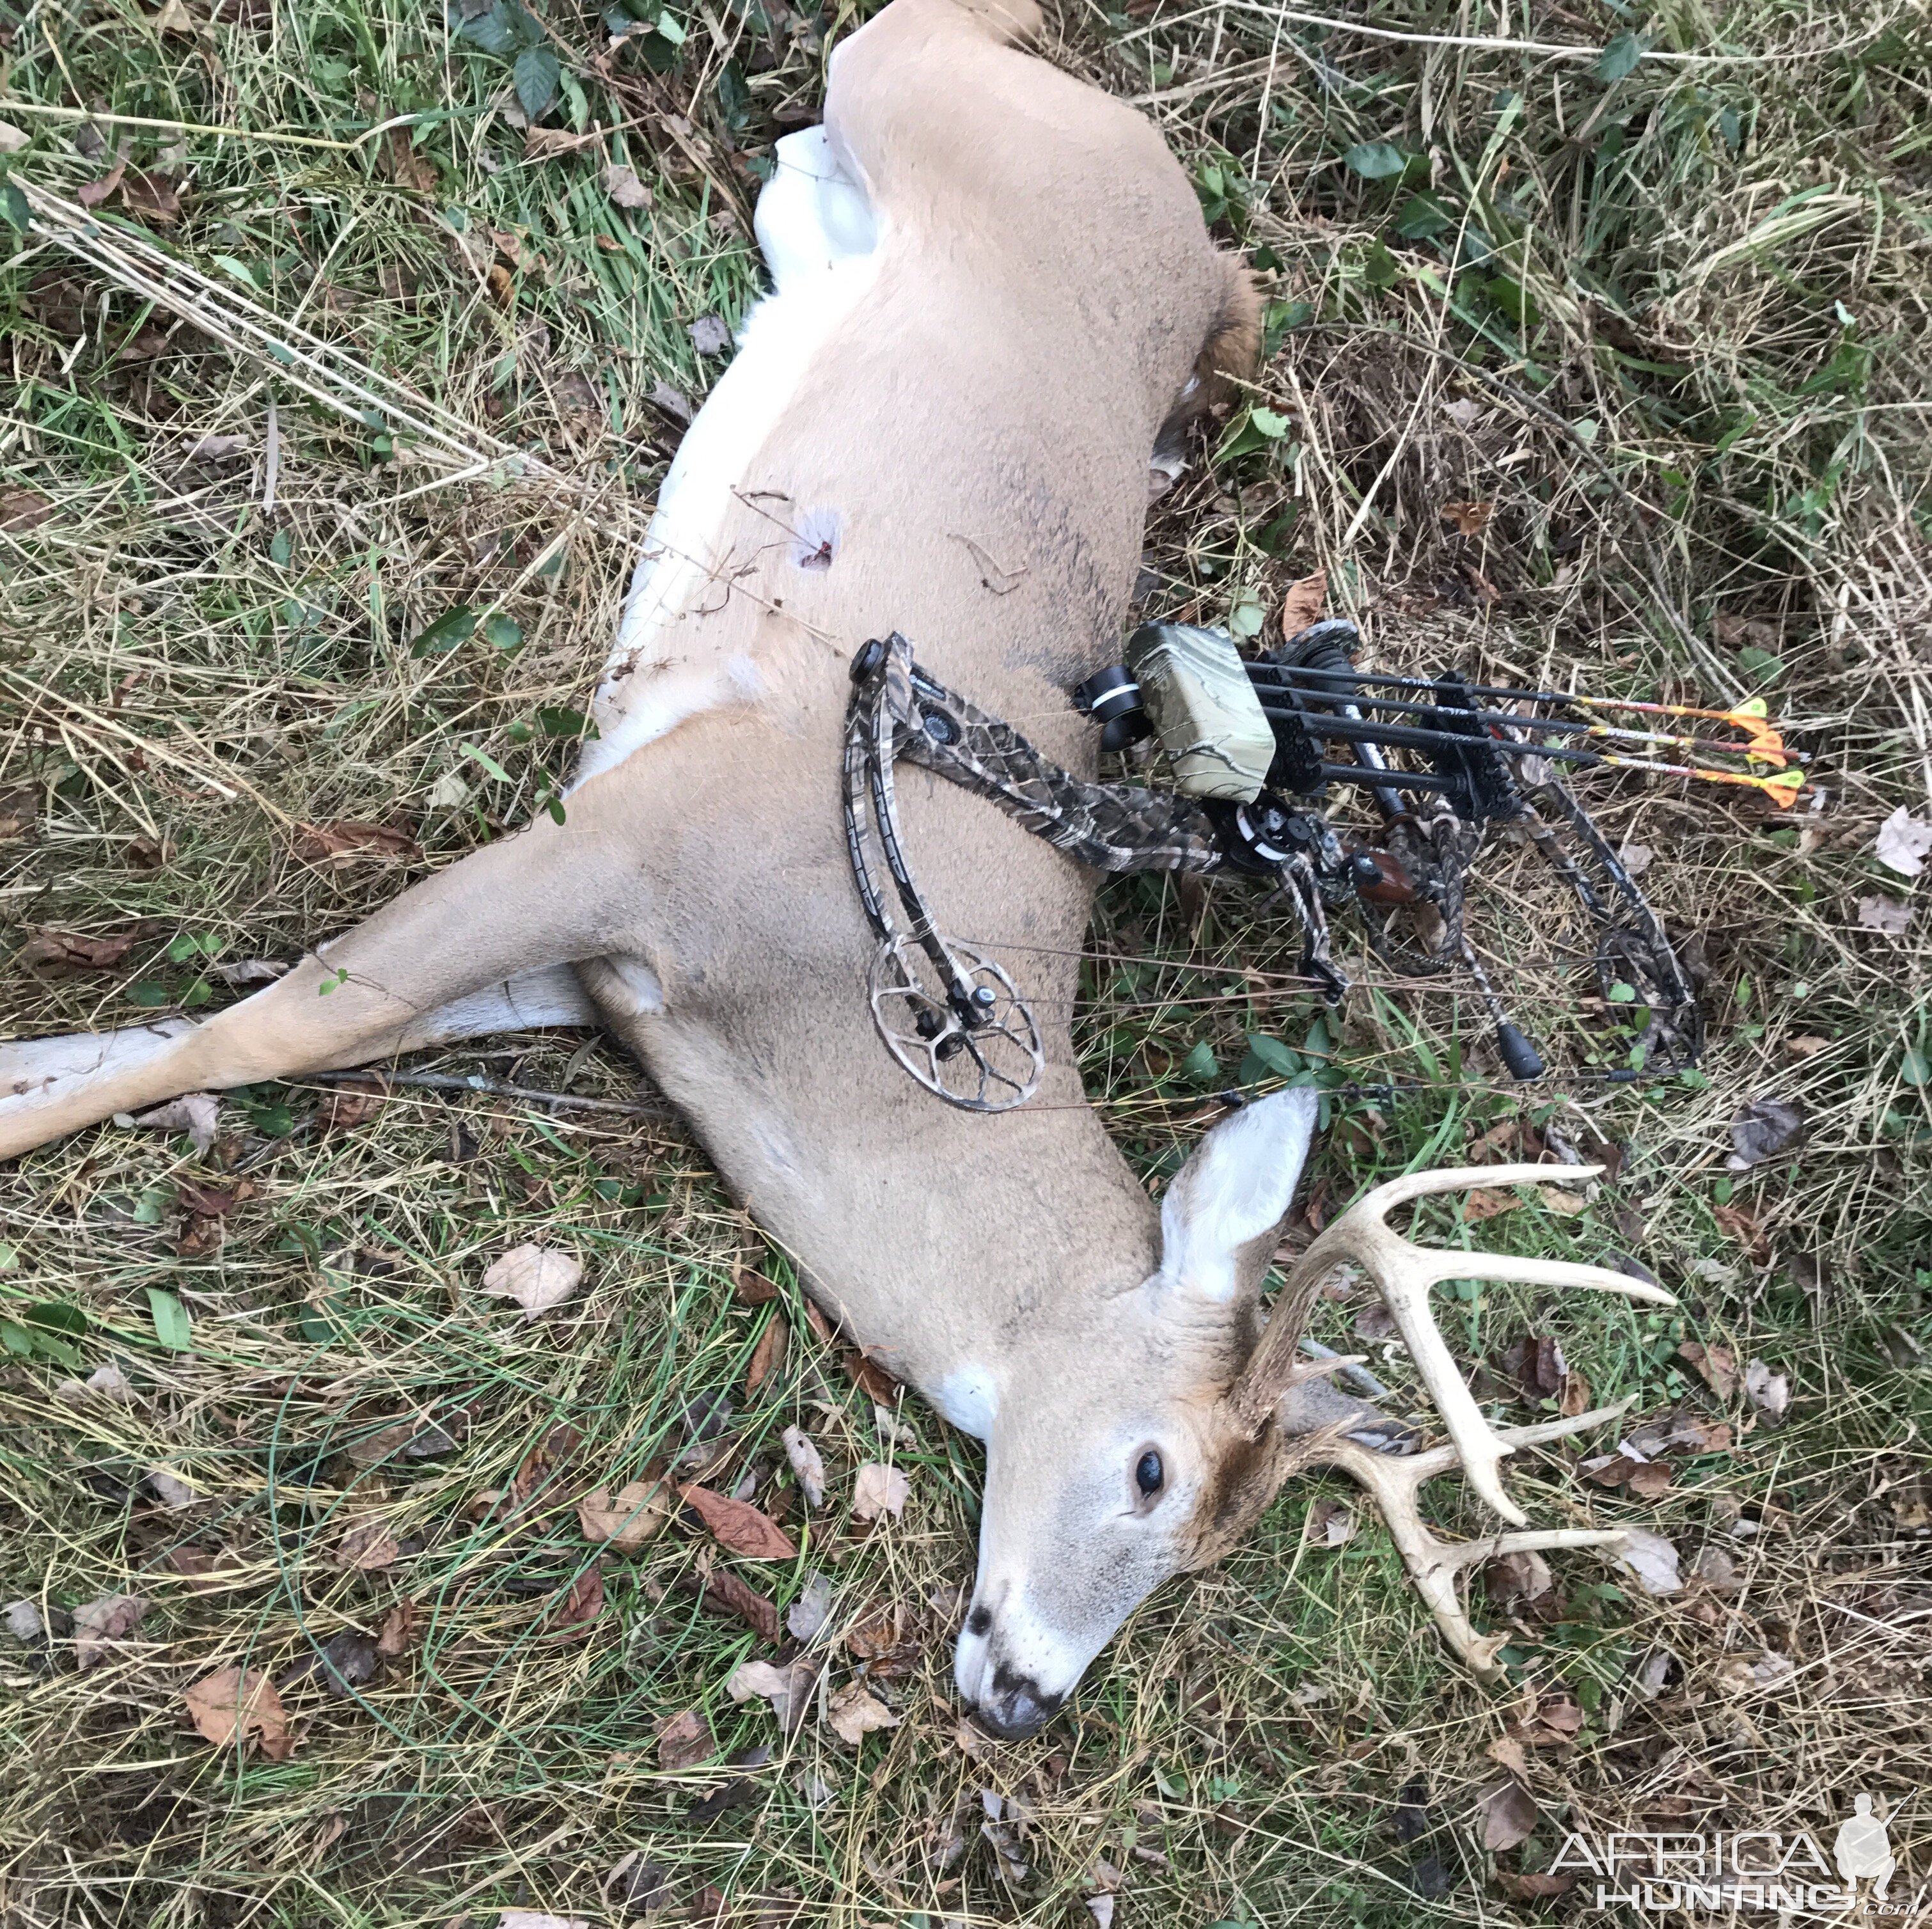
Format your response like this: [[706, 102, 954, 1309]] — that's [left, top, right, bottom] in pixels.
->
[[0, 814, 638, 1160]]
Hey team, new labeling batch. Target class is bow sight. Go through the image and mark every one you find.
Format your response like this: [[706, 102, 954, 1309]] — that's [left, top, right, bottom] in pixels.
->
[[842, 622, 1801, 1113]]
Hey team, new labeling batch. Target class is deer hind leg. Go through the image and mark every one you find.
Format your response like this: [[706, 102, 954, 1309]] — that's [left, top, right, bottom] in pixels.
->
[[0, 817, 631, 1161]]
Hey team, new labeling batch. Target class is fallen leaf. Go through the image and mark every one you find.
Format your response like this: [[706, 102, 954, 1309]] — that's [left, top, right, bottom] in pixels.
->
[[1529, 1693, 1583, 1740], [656, 1706, 714, 1771], [498, 1914, 590, 1929], [1443, 397, 1482, 429], [1873, 805, 1932, 878], [293, 821, 421, 863], [1499, 1334, 1566, 1402], [77, 1364, 139, 1405], [153, 0, 194, 29], [0, 120, 29, 154], [1353, 1299, 1395, 1341], [146, 1467, 196, 1508], [1713, 1203, 1771, 1264], [1677, 1339, 1739, 1398], [338, 1522, 400, 1570], [73, 1593, 152, 1669], [1462, 1186, 1521, 1223], [681, 1485, 797, 1560], [603, 1855, 671, 1916], [125, 833, 170, 870], [178, 1179, 247, 1218], [1857, 894, 1910, 936], [1278, 569, 1328, 638], [727, 1655, 817, 1733], [130, 1092, 220, 1154], [318, 1078, 384, 1132], [1616, 840, 1655, 879], [161, 1545, 242, 1593], [76, 154, 129, 208], [787, 1570, 834, 1642], [1784, 1034, 1829, 1059], [801, 1298, 836, 1344], [1558, 1367, 1592, 1417], [184, 1665, 292, 1754], [523, 125, 599, 159], [744, 1312, 787, 1395], [649, 380, 695, 425], [1485, 1733, 1530, 1775], [1486, 1550, 1553, 1606], [550, 1563, 605, 1640], [602, 161, 653, 209], [311, 1628, 380, 1694], [480, 1243, 583, 1319], [1308, 1498, 1355, 1547], [1726, 1098, 1805, 1171], [1688, 1546, 1740, 1593], [733, 1267, 782, 1304], [689, 314, 731, 356], [121, 170, 182, 223], [577, 1480, 671, 1552], [781, 1426, 826, 1509], [851, 1463, 910, 1523], [19, 927, 141, 971], [842, 1350, 900, 1402], [348, 1416, 461, 1467], [826, 1680, 900, 1746], [1478, 1779, 1539, 1852], [1441, 499, 1494, 538], [1743, 1358, 1790, 1422], [1614, 1529, 1681, 1596], [7, 1601, 45, 1640], [1582, 1452, 1644, 1489], [1628, 1461, 1674, 1499], [376, 1598, 419, 1656], [680, 1563, 781, 1643], [1540, 1185, 1588, 1215]]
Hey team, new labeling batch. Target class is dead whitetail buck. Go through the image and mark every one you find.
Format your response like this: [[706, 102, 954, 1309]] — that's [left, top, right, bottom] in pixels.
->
[[1, 0, 1672, 1735]]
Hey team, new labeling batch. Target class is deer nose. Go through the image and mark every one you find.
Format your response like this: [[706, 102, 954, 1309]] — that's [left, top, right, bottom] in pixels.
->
[[973, 1665, 1063, 1741]]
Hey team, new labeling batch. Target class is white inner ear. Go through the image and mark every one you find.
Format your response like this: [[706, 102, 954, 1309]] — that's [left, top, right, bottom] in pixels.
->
[[1158, 1088, 1318, 1302]]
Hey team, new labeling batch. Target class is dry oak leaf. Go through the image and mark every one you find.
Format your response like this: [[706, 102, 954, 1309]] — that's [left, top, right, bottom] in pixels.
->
[[1478, 1778, 1540, 1852], [1278, 569, 1327, 638], [338, 1522, 400, 1571], [1873, 805, 1932, 879], [727, 1656, 817, 1734], [498, 1916, 591, 1929], [1744, 1357, 1791, 1422], [1857, 894, 1910, 937], [734, 1267, 783, 1305], [851, 1463, 910, 1523], [1727, 1098, 1805, 1171], [376, 1598, 419, 1657], [1677, 1339, 1738, 1398], [1713, 1203, 1771, 1264], [294, 820, 421, 863], [184, 1665, 293, 1756], [19, 927, 140, 971], [73, 1593, 152, 1669], [549, 1563, 605, 1640], [481, 1243, 583, 1319], [602, 161, 653, 209], [1461, 1186, 1521, 1223], [122, 170, 182, 223], [826, 1680, 900, 1747], [577, 1480, 671, 1553], [318, 1078, 384, 1132], [0, 120, 29, 154], [680, 1485, 797, 1560], [656, 1706, 714, 1771], [1441, 499, 1495, 538], [744, 1311, 788, 1396], [1614, 1528, 1681, 1596], [686, 1563, 781, 1643], [0, 488, 55, 531], [1308, 1498, 1355, 1547]]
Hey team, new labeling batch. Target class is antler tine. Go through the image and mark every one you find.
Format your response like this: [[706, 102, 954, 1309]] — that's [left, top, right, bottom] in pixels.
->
[[1312, 1402, 1637, 1681]]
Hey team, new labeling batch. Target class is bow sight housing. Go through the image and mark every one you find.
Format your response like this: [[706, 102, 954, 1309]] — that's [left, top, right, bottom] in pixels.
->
[[844, 620, 1797, 1112]]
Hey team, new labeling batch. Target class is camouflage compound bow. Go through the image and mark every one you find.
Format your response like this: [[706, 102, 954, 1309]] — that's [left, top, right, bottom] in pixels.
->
[[842, 622, 1803, 1113]]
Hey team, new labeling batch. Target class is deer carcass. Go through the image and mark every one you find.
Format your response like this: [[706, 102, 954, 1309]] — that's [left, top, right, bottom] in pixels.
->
[[0, 0, 1670, 1736]]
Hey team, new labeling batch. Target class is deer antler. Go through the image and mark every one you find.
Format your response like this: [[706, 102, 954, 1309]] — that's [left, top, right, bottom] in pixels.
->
[[1232, 1162, 1676, 1525], [1312, 1404, 1640, 1681]]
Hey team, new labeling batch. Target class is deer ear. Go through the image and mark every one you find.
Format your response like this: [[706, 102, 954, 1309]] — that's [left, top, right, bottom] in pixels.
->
[[1156, 1088, 1318, 1305]]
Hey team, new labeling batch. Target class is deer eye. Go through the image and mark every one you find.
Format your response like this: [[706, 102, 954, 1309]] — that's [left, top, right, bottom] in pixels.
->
[[1135, 1450, 1165, 1498]]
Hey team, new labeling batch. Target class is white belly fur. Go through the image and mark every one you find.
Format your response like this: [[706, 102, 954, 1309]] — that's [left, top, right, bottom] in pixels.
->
[[572, 129, 881, 789]]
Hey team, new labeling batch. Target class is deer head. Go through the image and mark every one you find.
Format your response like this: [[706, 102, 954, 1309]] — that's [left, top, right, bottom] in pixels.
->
[[948, 1092, 1674, 1738]]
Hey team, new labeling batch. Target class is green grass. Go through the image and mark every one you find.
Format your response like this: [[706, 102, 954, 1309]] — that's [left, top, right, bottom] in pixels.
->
[[3, 0, 1931, 1922]]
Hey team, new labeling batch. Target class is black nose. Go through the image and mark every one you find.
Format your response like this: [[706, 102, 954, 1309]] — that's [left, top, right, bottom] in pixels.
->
[[974, 1673, 1062, 1742]]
